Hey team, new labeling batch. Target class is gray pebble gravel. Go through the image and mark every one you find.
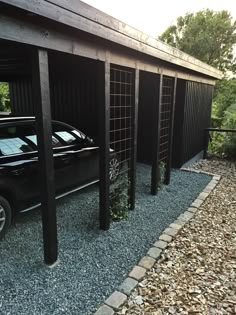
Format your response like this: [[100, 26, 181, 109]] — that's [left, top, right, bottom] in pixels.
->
[[0, 164, 211, 315]]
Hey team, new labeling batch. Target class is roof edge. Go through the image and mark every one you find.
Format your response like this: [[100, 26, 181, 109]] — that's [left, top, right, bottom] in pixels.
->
[[2, 0, 223, 79]]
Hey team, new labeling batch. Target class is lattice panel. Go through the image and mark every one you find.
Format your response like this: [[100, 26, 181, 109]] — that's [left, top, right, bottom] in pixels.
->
[[110, 66, 134, 213], [159, 76, 174, 164]]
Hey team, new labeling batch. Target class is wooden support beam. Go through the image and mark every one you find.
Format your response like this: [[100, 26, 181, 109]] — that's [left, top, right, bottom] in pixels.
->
[[0, 14, 217, 85], [31, 48, 58, 265], [129, 68, 139, 209], [164, 77, 177, 185], [99, 58, 110, 230], [151, 74, 162, 195]]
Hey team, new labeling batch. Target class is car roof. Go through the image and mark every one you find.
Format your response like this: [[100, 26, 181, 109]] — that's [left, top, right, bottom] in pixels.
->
[[0, 116, 35, 123]]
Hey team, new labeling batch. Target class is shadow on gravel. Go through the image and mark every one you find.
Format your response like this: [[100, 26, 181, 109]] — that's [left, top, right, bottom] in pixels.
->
[[0, 164, 211, 315]]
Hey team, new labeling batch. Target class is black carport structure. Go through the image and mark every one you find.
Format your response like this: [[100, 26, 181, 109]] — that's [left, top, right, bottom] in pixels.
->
[[0, 0, 222, 265]]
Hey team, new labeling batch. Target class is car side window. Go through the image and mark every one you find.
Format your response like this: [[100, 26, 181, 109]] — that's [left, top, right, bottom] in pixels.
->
[[52, 123, 86, 146], [0, 123, 64, 157], [26, 134, 62, 148], [0, 124, 35, 156], [55, 131, 76, 144]]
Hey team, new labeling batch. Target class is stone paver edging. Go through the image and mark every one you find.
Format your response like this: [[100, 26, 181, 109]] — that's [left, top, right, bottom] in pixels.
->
[[94, 170, 221, 315]]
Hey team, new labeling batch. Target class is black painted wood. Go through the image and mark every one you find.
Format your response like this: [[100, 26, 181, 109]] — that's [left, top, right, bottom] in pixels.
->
[[129, 68, 139, 209], [206, 128, 236, 133], [31, 48, 58, 265], [172, 79, 186, 168], [151, 74, 162, 195], [182, 82, 213, 165], [99, 59, 110, 230], [0, 0, 221, 79], [164, 77, 177, 184], [9, 52, 99, 136], [172, 81, 214, 167], [137, 71, 160, 165]]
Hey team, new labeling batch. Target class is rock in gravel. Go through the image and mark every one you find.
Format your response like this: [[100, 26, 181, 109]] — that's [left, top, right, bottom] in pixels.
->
[[134, 295, 143, 305]]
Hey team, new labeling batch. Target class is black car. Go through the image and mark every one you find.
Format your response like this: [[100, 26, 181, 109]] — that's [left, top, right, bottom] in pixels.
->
[[0, 117, 120, 239]]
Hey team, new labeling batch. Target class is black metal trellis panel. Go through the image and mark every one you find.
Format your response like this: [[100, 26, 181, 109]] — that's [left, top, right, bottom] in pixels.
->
[[110, 66, 135, 213], [159, 76, 175, 183]]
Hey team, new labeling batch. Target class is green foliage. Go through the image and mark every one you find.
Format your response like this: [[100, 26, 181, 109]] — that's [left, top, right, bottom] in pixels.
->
[[0, 82, 10, 112], [158, 161, 166, 190], [159, 10, 236, 158], [159, 10, 236, 72], [213, 79, 236, 121], [110, 178, 129, 221], [209, 103, 236, 159], [209, 79, 236, 160]]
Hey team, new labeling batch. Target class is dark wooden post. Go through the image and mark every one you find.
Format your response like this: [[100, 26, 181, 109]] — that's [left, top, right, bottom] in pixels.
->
[[99, 58, 110, 230], [31, 49, 58, 265], [203, 128, 209, 159], [164, 77, 177, 185], [151, 74, 162, 195], [129, 68, 139, 209]]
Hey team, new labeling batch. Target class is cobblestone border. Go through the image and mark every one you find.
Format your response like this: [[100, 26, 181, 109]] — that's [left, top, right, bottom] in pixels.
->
[[93, 170, 221, 315]]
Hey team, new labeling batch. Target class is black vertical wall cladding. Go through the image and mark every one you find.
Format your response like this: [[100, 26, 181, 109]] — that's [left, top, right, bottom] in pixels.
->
[[9, 57, 214, 170], [137, 71, 160, 164], [9, 77, 34, 116], [9, 53, 100, 138], [172, 80, 214, 167], [172, 79, 186, 168]]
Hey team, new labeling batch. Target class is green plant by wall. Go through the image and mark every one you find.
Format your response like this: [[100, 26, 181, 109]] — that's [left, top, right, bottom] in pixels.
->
[[110, 177, 129, 221], [0, 82, 10, 112], [158, 161, 166, 190]]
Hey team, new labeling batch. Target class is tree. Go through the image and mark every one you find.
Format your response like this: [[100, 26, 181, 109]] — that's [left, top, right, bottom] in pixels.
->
[[212, 79, 236, 123], [159, 10, 236, 72], [0, 82, 10, 112]]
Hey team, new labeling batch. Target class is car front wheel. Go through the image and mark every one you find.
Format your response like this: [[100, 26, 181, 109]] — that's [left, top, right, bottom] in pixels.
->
[[0, 196, 12, 240]]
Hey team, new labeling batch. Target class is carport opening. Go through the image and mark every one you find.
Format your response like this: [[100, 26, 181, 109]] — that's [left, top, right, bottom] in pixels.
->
[[0, 40, 107, 264]]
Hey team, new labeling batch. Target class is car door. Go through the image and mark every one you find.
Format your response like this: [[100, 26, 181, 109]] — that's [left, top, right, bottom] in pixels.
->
[[52, 122, 99, 193], [0, 121, 39, 211]]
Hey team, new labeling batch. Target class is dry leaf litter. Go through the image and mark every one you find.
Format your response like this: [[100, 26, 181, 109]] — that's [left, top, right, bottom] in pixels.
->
[[116, 159, 236, 315]]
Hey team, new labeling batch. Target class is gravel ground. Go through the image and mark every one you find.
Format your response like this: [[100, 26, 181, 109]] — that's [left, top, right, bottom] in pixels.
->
[[117, 159, 236, 315], [0, 164, 211, 315]]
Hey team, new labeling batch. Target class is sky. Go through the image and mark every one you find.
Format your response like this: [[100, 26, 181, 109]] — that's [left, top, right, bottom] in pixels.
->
[[82, 0, 236, 38]]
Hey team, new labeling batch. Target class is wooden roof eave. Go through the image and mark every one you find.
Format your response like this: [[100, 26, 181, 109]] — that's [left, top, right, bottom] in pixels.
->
[[0, 0, 222, 80]]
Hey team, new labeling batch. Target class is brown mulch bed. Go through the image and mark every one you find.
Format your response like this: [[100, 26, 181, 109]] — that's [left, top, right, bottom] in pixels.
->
[[116, 159, 236, 315]]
